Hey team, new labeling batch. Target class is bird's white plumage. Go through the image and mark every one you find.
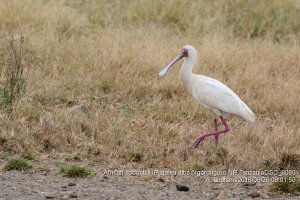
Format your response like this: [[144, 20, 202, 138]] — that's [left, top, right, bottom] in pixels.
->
[[191, 74, 255, 122], [160, 44, 255, 123]]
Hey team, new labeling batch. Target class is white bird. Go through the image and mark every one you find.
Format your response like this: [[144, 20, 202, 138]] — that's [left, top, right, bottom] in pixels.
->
[[159, 45, 255, 148]]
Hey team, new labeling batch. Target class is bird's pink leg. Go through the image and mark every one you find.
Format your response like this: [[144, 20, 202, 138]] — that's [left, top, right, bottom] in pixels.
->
[[214, 118, 218, 131], [214, 118, 219, 146], [191, 116, 230, 148]]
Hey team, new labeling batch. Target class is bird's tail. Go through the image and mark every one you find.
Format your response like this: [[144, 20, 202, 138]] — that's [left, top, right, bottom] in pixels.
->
[[240, 101, 255, 123]]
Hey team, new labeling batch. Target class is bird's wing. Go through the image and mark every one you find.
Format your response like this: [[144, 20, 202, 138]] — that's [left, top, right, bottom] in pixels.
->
[[192, 75, 255, 122]]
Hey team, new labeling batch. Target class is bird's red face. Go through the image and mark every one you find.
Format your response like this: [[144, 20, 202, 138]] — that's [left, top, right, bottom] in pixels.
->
[[181, 48, 189, 58]]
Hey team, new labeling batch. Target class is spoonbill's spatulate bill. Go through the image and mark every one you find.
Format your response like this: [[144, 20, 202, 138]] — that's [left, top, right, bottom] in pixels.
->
[[159, 45, 255, 148]]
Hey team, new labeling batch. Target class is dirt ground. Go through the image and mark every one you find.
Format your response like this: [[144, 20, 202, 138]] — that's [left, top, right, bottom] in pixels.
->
[[0, 159, 299, 200]]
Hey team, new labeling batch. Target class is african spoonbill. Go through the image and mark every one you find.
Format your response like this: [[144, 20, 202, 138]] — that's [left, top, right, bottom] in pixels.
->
[[159, 45, 255, 148]]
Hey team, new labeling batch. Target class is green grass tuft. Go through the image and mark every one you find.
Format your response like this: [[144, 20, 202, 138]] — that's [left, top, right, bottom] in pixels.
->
[[59, 165, 92, 178], [183, 163, 205, 171], [4, 158, 32, 171], [0, 151, 9, 160]]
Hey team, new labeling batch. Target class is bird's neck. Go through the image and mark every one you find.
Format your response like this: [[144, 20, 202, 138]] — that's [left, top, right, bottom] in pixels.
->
[[180, 57, 196, 90]]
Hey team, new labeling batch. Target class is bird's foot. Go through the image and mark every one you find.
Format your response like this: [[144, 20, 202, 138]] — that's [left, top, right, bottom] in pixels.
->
[[190, 132, 221, 148], [190, 135, 207, 149]]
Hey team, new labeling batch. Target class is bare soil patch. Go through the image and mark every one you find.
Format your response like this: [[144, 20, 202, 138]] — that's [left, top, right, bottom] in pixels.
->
[[0, 159, 298, 200]]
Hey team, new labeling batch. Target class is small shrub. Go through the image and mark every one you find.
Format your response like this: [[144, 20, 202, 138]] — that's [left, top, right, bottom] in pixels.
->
[[59, 165, 92, 178], [4, 158, 32, 171], [0, 35, 29, 113]]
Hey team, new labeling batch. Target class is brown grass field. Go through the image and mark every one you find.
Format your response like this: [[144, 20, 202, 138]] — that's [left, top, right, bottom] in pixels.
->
[[0, 0, 299, 172]]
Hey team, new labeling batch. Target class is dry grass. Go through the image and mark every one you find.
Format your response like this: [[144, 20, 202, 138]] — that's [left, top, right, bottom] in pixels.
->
[[0, 0, 299, 170]]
